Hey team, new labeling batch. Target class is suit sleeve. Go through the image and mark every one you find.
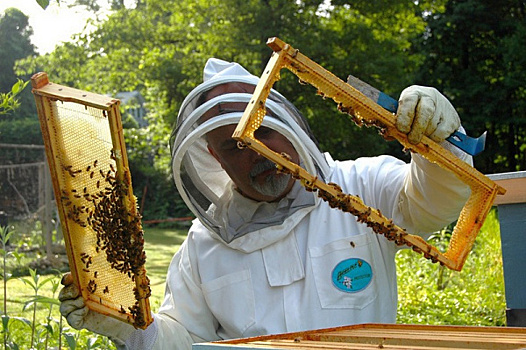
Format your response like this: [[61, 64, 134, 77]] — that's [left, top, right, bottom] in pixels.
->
[[396, 134, 473, 235]]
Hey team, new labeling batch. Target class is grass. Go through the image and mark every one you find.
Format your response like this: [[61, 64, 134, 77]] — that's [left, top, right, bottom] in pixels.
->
[[0, 209, 507, 348], [0, 224, 189, 349], [143, 227, 188, 308]]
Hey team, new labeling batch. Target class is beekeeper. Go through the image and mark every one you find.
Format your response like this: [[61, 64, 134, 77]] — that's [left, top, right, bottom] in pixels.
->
[[59, 58, 472, 349]]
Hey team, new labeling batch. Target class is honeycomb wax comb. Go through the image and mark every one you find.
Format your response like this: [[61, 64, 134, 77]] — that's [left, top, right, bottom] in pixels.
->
[[31, 72, 152, 328]]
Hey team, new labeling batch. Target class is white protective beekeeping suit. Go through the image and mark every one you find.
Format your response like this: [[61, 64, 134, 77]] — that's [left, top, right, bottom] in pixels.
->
[[125, 58, 471, 349]]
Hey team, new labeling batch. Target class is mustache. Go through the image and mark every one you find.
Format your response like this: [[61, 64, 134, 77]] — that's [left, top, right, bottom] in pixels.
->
[[249, 159, 276, 178]]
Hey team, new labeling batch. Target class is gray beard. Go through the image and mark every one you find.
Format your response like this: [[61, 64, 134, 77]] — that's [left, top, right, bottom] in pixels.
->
[[250, 159, 291, 197]]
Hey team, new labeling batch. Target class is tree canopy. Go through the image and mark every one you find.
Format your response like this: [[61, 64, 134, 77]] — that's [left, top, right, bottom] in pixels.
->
[[0, 8, 36, 118], [415, 0, 526, 172], [7, 0, 526, 218], [18, 0, 442, 159]]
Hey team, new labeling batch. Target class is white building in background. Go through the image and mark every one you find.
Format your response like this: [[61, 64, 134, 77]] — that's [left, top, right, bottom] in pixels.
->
[[115, 91, 148, 128]]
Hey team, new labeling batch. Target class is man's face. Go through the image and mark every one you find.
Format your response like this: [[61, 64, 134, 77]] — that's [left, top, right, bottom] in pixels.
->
[[204, 84, 300, 202]]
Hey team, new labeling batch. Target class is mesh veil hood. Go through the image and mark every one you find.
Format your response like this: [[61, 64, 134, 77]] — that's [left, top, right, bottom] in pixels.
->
[[170, 58, 329, 238]]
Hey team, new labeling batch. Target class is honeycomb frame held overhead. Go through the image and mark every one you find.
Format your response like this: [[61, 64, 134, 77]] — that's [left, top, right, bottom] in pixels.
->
[[232, 37, 506, 271]]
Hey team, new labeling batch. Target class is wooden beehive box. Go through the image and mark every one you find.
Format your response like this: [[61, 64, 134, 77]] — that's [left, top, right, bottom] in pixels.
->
[[193, 323, 526, 349]]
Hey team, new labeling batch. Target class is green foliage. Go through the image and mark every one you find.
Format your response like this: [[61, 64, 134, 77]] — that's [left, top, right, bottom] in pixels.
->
[[0, 117, 43, 144], [396, 209, 506, 326], [16, 0, 436, 150], [0, 8, 37, 119], [0, 8, 35, 91], [20, 268, 55, 348], [10, 0, 525, 224], [13, 0, 446, 222], [0, 80, 29, 116], [124, 109, 192, 220], [0, 223, 189, 349], [1, 225, 117, 349], [415, 0, 526, 173], [35, 0, 50, 10]]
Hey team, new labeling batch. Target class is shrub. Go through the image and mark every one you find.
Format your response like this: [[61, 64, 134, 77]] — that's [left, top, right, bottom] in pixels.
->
[[396, 209, 506, 326]]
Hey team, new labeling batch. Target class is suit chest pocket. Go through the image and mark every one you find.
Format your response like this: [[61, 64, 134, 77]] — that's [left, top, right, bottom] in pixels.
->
[[309, 234, 378, 309]]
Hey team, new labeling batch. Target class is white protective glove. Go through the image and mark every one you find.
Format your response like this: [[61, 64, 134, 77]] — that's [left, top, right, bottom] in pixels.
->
[[396, 85, 461, 144], [59, 273, 137, 348]]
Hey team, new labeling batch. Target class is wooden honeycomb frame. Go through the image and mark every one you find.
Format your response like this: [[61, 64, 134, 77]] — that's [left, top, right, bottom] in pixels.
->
[[232, 37, 506, 271], [31, 72, 152, 329]]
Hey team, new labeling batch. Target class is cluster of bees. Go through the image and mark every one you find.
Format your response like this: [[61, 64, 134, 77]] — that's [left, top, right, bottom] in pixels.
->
[[61, 151, 151, 328], [292, 65, 387, 130], [119, 296, 148, 329], [335, 99, 392, 142], [275, 152, 442, 265]]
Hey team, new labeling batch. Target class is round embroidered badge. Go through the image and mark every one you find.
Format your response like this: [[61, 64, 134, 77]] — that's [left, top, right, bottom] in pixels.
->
[[331, 258, 373, 293]]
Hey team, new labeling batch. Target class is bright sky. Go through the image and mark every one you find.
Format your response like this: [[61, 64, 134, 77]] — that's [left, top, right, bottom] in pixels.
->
[[0, 0, 98, 54]]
